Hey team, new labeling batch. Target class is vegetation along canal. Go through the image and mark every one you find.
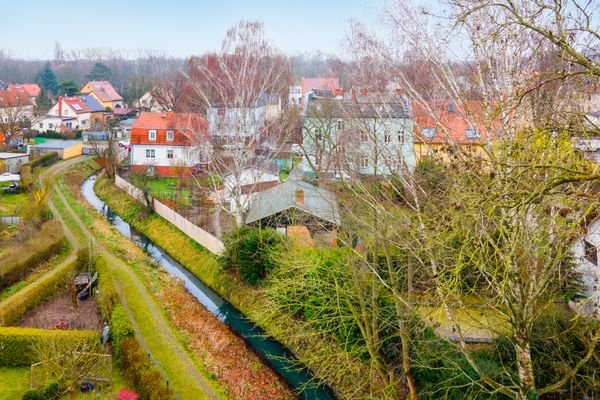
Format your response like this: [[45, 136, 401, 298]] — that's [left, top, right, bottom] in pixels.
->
[[81, 174, 336, 400]]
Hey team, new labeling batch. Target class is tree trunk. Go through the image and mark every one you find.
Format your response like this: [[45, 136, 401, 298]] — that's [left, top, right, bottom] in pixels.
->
[[515, 339, 537, 400]]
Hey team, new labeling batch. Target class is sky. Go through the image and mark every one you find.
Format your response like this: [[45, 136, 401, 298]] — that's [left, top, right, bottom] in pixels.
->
[[1, 0, 385, 59]]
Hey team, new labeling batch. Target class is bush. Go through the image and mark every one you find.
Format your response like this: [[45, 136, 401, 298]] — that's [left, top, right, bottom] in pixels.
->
[[41, 381, 60, 400], [0, 250, 86, 326], [0, 327, 98, 367], [22, 389, 39, 400], [110, 305, 133, 361], [29, 152, 59, 169], [120, 337, 175, 400], [220, 226, 286, 284], [95, 257, 118, 321], [20, 165, 33, 190], [0, 220, 64, 290]]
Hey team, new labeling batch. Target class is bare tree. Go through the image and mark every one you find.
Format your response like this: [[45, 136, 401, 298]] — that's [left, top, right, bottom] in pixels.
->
[[0, 87, 35, 147]]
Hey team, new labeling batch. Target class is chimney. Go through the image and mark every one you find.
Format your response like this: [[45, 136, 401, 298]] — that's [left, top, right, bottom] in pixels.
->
[[295, 189, 304, 205], [58, 96, 63, 117]]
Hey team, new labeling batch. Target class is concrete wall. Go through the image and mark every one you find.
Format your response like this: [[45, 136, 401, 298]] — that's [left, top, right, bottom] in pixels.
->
[[115, 174, 224, 255]]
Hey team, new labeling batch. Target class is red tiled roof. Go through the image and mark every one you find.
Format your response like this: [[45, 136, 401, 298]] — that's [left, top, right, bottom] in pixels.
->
[[63, 96, 92, 114], [0, 88, 33, 108], [412, 100, 496, 145], [130, 112, 209, 146], [301, 77, 340, 97], [8, 83, 41, 98], [81, 81, 123, 102], [112, 107, 134, 116]]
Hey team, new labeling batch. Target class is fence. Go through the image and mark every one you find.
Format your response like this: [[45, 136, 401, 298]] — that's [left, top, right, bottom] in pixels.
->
[[31, 352, 112, 389], [115, 174, 225, 255]]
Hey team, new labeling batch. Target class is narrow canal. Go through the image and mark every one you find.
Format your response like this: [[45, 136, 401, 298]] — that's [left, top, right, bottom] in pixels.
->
[[81, 175, 336, 400]]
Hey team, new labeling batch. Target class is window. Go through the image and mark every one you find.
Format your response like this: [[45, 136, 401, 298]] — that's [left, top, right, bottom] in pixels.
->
[[337, 120, 344, 131], [49, 123, 54, 129], [422, 128, 436, 138], [167, 149, 174, 159], [72, 104, 82, 111], [397, 130, 405, 144], [3, 117, 7, 123], [384, 130, 391, 143], [64, 109, 69, 115], [148, 130, 157, 141], [360, 132, 369, 143], [145, 149, 155, 159], [39, 123, 43, 129], [166, 130, 174, 141], [466, 129, 480, 139], [584, 240, 597, 266], [359, 154, 369, 168], [66, 122, 72, 129]]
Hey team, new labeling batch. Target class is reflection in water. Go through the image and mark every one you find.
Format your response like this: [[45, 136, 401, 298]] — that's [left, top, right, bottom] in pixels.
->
[[80, 175, 336, 400]]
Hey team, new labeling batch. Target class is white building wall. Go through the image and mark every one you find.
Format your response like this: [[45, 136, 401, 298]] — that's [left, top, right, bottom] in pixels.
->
[[131, 145, 201, 167]]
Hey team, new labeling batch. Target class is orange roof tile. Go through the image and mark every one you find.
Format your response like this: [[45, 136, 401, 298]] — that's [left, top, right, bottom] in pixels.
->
[[8, 83, 41, 98], [130, 112, 209, 146], [0, 88, 33, 108], [301, 77, 340, 97], [412, 100, 496, 145]]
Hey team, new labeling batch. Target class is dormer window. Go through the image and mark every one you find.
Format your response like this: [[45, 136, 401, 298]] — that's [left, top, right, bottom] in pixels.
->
[[149, 129, 157, 141], [422, 128, 436, 138], [465, 129, 480, 139], [166, 130, 174, 141]]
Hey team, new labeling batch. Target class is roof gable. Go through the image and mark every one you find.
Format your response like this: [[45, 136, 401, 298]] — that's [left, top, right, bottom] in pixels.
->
[[81, 81, 123, 102]]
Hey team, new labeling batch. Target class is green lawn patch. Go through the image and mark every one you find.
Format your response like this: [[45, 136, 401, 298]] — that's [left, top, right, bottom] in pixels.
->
[[0, 192, 28, 217], [0, 367, 30, 400]]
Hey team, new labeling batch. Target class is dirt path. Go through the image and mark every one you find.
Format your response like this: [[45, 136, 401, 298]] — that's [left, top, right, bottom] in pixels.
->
[[46, 158, 221, 400]]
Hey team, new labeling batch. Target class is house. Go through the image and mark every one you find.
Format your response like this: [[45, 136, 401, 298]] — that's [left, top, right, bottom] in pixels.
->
[[0, 152, 29, 173], [29, 140, 83, 160], [289, 85, 302, 107], [0, 88, 34, 126], [40, 95, 105, 131], [8, 83, 41, 105], [133, 89, 172, 113], [412, 100, 496, 162], [300, 77, 340, 107], [207, 93, 281, 140], [129, 112, 211, 177], [246, 168, 340, 246], [221, 161, 281, 213], [80, 81, 124, 110], [302, 90, 415, 180], [115, 118, 136, 139]]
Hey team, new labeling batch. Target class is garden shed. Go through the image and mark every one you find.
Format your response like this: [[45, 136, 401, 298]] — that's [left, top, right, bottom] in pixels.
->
[[0, 153, 29, 173]]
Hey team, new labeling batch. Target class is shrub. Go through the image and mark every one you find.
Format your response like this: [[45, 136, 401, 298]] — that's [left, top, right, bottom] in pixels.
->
[[110, 305, 133, 361], [0, 250, 85, 326], [95, 257, 118, 321], [119, 337, 175, 400], [41, 381, 60, 400], [21, 165, 33, 190], [0, 221, 64, 290], [220, 226, 286, 284], [29, 152, 59, 169], [0, 327, 98, 367], [22, 389, 39, 400]]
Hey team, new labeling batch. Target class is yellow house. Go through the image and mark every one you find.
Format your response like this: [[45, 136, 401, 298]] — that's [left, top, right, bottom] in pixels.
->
[[80, 81, 124, 110], [413, 100, 496, 163]]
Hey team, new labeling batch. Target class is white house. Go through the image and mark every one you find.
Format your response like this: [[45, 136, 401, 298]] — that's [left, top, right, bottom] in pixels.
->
[[221, 163, 281, 212], [40, 95, 105, 131]]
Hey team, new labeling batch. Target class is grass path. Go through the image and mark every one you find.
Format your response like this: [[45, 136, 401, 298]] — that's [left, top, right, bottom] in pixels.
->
[[46, 158, 222, 400]]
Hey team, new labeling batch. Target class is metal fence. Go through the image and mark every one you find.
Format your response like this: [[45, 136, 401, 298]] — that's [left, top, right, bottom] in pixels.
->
[[30, 352, 112, 389]]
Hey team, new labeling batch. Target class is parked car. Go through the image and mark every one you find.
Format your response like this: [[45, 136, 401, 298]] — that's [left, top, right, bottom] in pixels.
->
[[118, 139, 130, 147]]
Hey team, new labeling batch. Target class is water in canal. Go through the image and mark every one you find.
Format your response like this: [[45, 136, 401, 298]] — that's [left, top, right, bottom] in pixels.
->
[[81, 175, 336, 400]]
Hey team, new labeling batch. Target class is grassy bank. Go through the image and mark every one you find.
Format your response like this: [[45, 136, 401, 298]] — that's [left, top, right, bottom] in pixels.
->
[[94, 176, 368, 397]]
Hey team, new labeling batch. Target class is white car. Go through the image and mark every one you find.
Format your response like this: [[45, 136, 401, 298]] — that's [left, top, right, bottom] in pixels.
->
[[118, 139, 130, 147]]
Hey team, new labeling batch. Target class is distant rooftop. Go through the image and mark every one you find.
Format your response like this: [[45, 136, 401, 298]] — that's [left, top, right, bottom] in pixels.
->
[[0, 152, 28, 159]]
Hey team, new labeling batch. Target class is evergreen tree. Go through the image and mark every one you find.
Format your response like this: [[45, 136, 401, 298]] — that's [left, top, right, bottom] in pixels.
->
[[35, 88, 51, 112], [57, 80, 79, 96], [35, 62, 57, 95], [86, 62, 112, 81]]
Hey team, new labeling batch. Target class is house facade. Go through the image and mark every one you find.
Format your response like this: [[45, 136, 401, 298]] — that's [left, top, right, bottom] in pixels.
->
[[207, 93, 281, 140], [412, 100, 496, 162], [40, 95, 105, 131], [0, 88, 34, 125], [130, 112, 211, 177], [8, 83, 41, 105], [80, 81, 124, 109], [302, 91, 415, 180]]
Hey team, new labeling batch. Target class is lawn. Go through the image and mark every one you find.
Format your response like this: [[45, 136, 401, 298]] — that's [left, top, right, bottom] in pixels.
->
[[0, 192, 28, 217], [131, 176, 192, 206], [0, 367, 30, 400]]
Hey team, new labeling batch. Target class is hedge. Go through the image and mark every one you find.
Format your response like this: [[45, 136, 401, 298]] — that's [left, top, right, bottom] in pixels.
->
[[95, 257, 118, 321], [0, 251, 87, 326], [21, 164, 33, 190], [0, 221, 64, 290], [110, 305, 133, 361], [0, 327, 98, 367], [29, 152, 59, 170]]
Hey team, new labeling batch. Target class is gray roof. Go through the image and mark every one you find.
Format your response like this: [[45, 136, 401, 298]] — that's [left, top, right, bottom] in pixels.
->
[[80, 95, 105, 112], [246, 178, 340, 225], [32, 140, 82, 149], [306, 95, 412, 119], [0, 152, 28, 159]]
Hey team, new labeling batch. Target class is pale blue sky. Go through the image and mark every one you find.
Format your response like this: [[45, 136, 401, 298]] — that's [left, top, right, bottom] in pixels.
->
[[1, 0, 385, 59]]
